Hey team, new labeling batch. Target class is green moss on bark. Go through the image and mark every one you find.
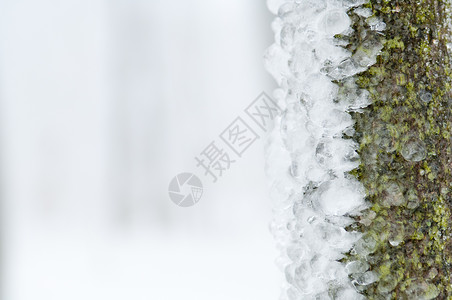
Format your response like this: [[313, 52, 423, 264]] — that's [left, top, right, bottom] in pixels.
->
[[345, 0, 452, 298]]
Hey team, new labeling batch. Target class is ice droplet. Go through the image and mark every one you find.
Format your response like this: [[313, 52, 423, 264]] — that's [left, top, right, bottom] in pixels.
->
[[264, 44, 291, 85], [427, 268, 438, 279], [401, 138, 427, 162], [405, 280, 440, 300], [353, 271, 379, 286], [406, 190, 420, 209], [359, 210, 376, 226], [277, 2, 297, 18], [420, 90, 433, 103], [366, 16, 386, 31], [352, 39, 383, 68], [388, 222, 405, 246], [320, 10, 351, 35], [267, 0, 288, 14], [354, 7, 372, 18], [345, 260, 370, 274], [377, 275, 398, 293], [342, 0, 367, 8], [327, 58, 364, 80], [280, 24, 296, 50], [336, 78, 373, 111], [354, 234, 378, 257], [314, 178, 366, 216], [381, 183, 406, 207], [374, 125, 396, 153]]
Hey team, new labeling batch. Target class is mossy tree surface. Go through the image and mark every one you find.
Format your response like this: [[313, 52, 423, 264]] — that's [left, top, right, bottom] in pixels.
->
[[344, 0, 452, 298]]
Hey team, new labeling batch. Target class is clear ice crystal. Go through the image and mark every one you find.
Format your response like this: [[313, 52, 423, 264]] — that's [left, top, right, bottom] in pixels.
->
[[381, 183, 406, 207], [342, 0, 367, 8], [345, 260, 370, 274], [336, 79, 373, 111], [388, 222, 405, 247], [420, 90, 433, 103], [354, 7, 372, 18], [366, 16, 386, 31], [354, 234, 378, 257], [352, 39, 383, 67], [401, 138, 427, 162], [314, 179, 367, 216], [406, 190, 421, 209], [377, 275, 399, 294], [353, 271, 379, 286], [280, 24, 296, 50], [405, 280, 440, 300], [319, 9, 351, 35]]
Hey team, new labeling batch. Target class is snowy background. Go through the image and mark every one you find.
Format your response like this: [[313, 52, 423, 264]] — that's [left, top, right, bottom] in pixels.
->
[[0, 0, 279, 299]]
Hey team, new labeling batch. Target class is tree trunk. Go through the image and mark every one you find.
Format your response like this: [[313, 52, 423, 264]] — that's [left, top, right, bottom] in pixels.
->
[[266, 0, 452, 299], [349, 0, 452, 298]]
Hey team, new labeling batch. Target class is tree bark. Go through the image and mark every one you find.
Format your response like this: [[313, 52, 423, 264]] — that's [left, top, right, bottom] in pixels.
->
[[348, 1, 452, 298]]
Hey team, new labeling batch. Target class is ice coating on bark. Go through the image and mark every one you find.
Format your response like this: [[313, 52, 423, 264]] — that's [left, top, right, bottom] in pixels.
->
[[265, 0, 384, 299]]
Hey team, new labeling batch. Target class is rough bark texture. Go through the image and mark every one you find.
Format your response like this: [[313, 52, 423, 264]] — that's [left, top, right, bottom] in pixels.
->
[[345, 0, 452, 298]]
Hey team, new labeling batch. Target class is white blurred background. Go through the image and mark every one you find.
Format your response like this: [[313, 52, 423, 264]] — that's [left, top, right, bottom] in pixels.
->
[[0, 0, 279, 299]]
